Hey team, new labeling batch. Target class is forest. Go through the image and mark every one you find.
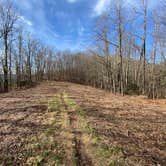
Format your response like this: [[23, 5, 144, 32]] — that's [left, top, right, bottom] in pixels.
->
[[0, 0, 166, 98]]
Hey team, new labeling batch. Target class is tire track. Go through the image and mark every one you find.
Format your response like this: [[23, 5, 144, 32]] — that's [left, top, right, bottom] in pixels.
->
[[70, 114, 93, 166], [62, 93, 93, 166]]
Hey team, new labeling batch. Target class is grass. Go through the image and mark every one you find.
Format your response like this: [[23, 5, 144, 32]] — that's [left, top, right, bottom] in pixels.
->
[[63, 91, 78, 110], [23, 91, 125, 165], [22, 94, 65, 166], [64, 93, 125, 165], [24, 127, 64, 166], [48, 94, 61, 112], [97, 144, 121, 158]]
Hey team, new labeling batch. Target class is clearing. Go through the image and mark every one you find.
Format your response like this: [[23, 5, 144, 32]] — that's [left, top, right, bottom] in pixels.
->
[[0, 82, 165, 166]]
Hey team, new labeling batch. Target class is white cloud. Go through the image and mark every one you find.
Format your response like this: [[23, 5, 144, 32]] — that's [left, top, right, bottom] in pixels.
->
[[20, 16, 33, 26], [94, 0, 111, 16], [94, 0, 160, 14], [67, 0, 77, 3]]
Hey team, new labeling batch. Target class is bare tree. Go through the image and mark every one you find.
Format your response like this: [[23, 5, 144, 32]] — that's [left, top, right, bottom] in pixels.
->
[[116, 0, 124, 95], [0, 1, 18, 92], [16, 29, 23, 88]]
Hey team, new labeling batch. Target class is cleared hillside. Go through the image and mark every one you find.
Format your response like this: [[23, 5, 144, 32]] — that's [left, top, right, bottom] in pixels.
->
[[0, 82, 165, 165]]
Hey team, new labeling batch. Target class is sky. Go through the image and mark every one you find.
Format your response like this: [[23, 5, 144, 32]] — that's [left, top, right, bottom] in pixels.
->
[[12, 0, 101, 51], [11, 0, 160, 52]]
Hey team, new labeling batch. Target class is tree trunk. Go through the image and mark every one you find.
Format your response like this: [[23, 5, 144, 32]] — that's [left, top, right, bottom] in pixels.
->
[[118, 7, 124, 95], [3, 34, 8, 92], [9, 42, 12, 89], [142, 0, 147, 94]]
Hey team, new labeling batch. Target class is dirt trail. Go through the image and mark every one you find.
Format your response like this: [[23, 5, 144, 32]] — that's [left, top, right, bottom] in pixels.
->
[[69, 108, 93, 166], [61, 92, 93, 166]]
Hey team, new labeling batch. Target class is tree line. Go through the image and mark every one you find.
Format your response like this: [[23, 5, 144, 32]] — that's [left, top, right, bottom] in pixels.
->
[[93, 0, 166, 98], [0, 0, 166, 98]]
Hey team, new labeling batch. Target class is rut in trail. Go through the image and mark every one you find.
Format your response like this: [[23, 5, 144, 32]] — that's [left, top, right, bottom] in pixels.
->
[[70, 114, 93, 166], [62, 93, 93, 166]]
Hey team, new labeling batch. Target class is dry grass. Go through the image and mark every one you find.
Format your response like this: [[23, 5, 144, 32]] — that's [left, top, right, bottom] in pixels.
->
[[0, 81, 165, 165]]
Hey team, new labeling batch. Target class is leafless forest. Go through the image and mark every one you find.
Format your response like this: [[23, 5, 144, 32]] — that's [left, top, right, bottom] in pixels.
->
[[0, 0, 166, 98], [0, 0, 166, 166]]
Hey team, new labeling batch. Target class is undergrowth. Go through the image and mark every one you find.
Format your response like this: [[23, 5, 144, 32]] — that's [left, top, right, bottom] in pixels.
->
[[23, 94, 65, 166]]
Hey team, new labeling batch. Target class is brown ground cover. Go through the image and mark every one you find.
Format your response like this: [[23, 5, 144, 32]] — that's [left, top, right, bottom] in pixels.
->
[[0, 82, 165, 165]]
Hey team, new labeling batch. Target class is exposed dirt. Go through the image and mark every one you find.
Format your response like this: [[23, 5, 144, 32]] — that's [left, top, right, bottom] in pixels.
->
[[0, 81, 165, 166]]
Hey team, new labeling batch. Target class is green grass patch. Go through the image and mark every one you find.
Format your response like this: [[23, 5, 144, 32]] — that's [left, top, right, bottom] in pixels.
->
[[48, 95, 61, 112], [24, 94, 65, 165], [109, 161, 117, 166], [63, 91, 78, 110], [98, 144, 121, 158], [77, 108, 86, 118], [91, 134, 102, 145], [25, 134, 64, 165], [81, 120, 94, 134]]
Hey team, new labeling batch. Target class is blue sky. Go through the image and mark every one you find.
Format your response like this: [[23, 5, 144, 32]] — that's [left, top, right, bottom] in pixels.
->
[[12, 0, 100, 51], [12, 0, 159, 52]]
